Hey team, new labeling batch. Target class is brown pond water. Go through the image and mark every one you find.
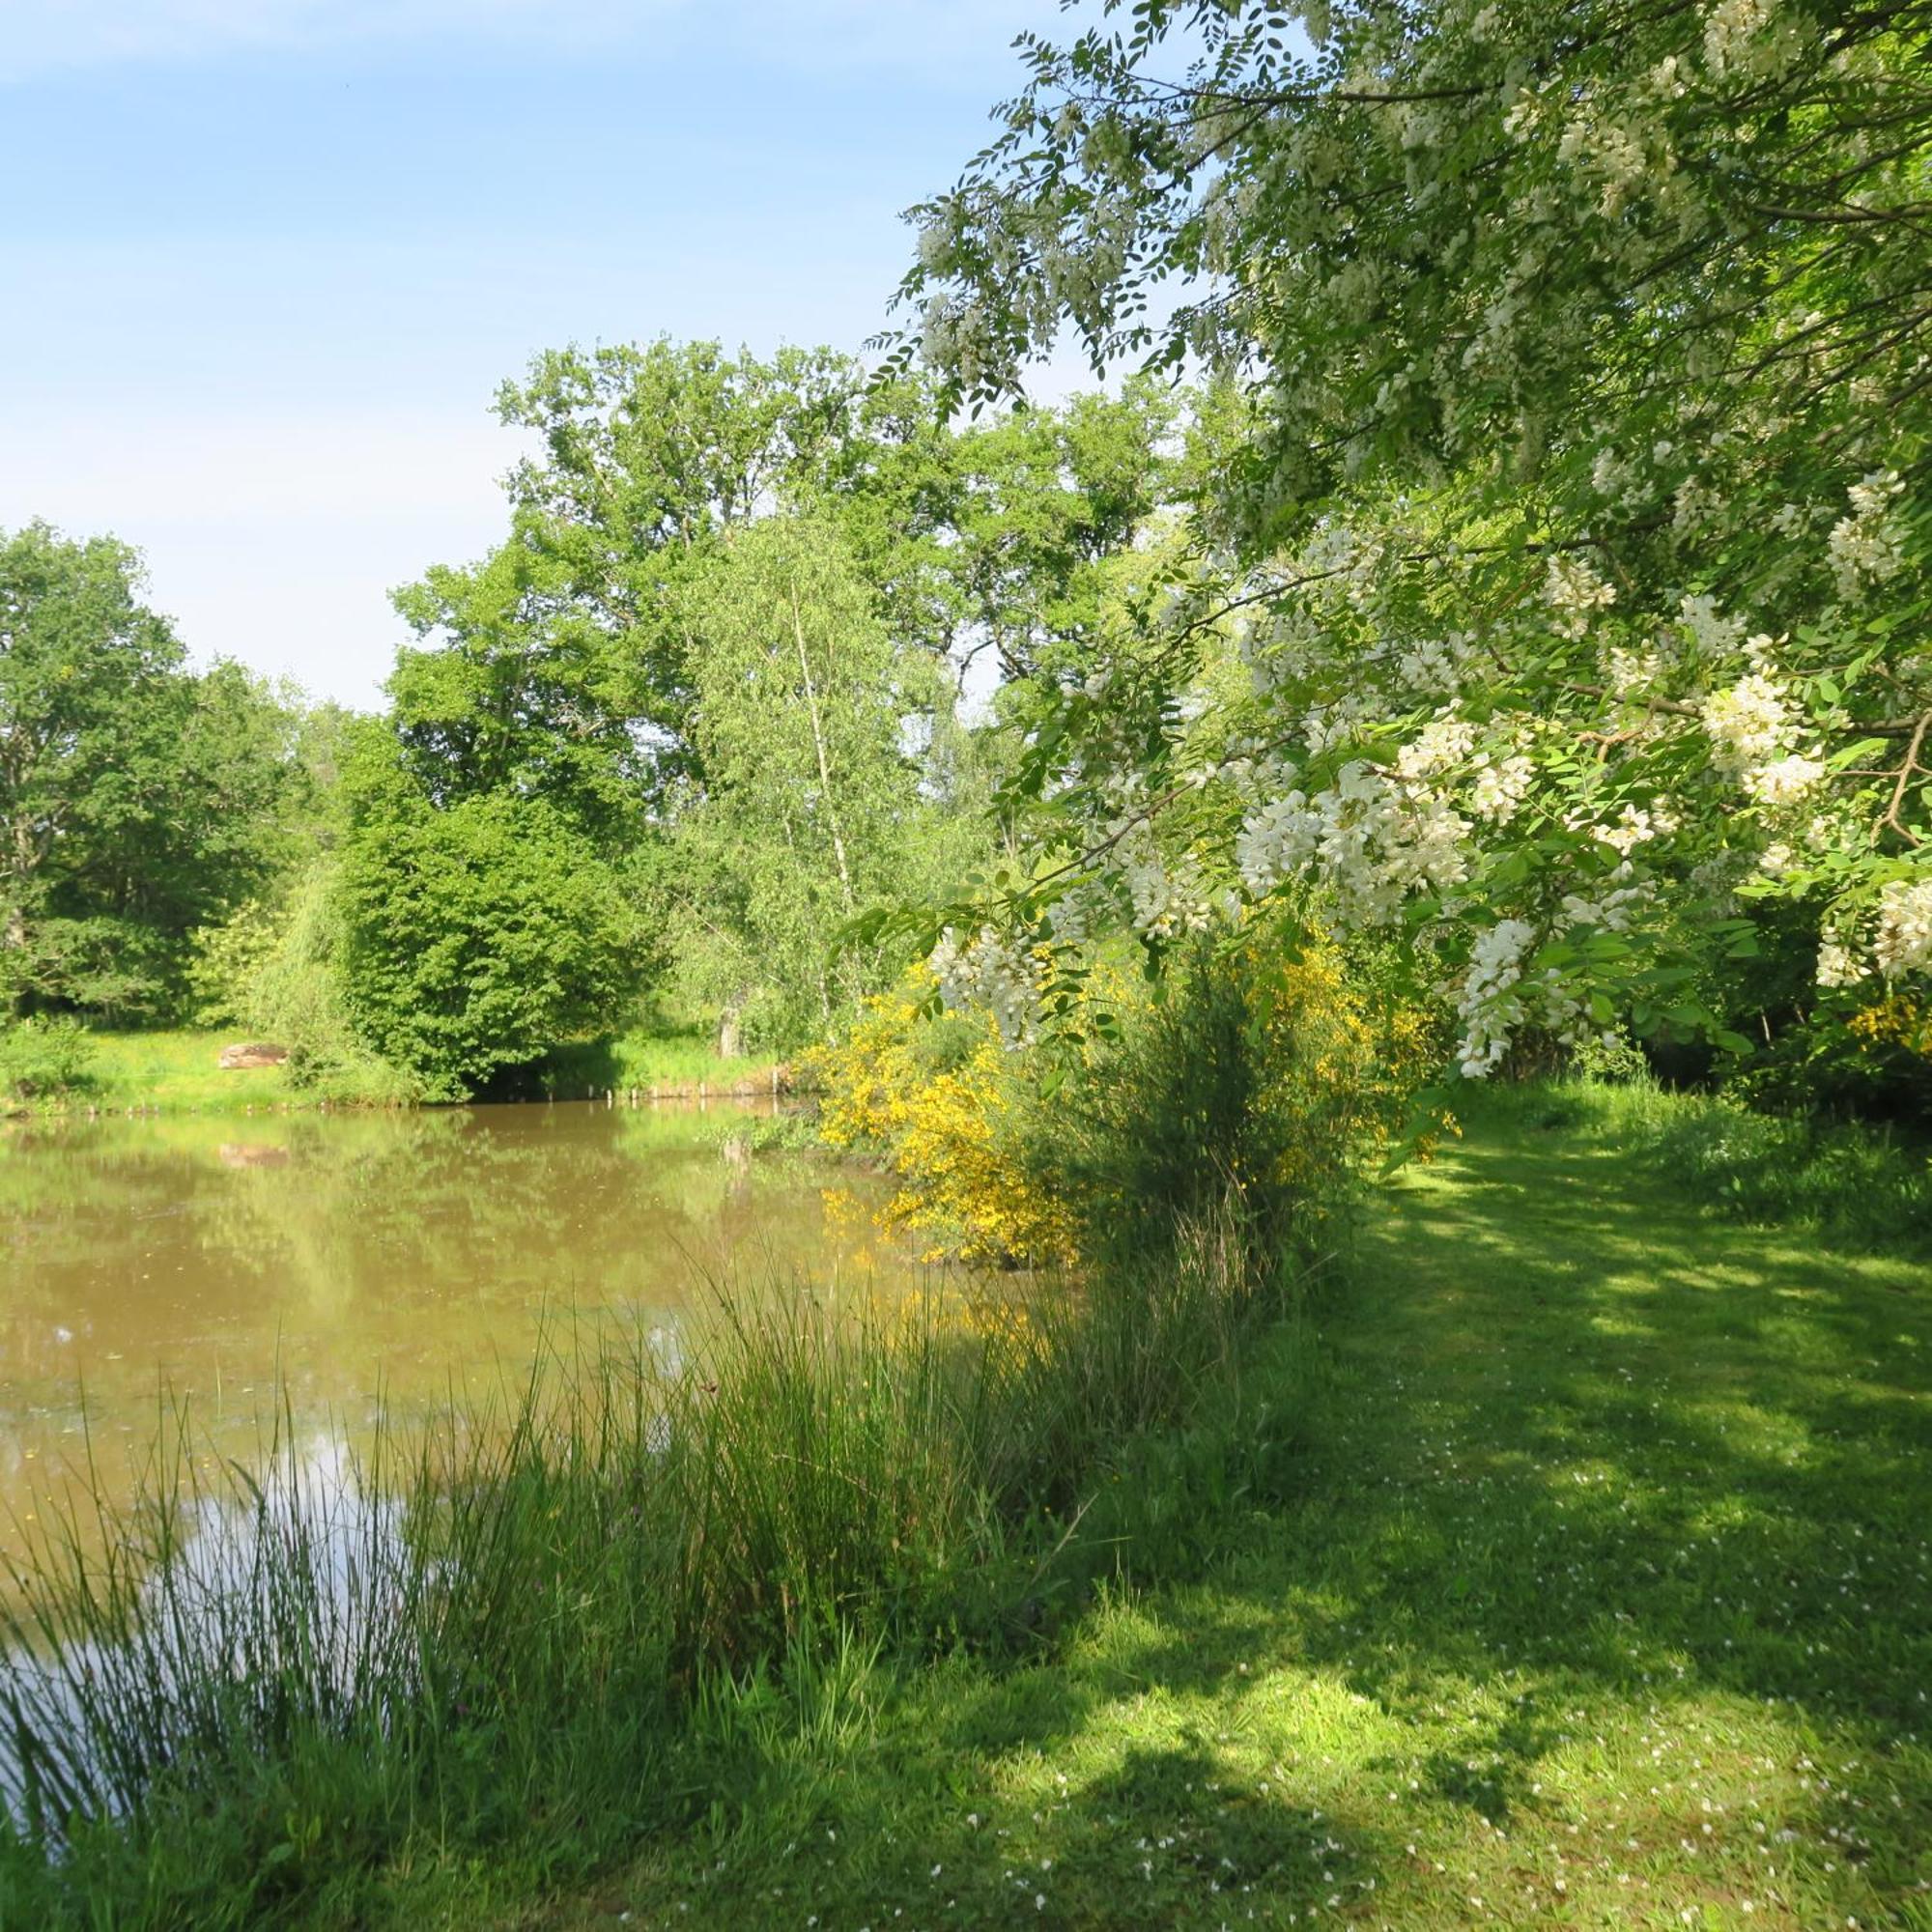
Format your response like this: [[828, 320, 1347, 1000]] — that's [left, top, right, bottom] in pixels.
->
[[0, 1100, 918, 1558]]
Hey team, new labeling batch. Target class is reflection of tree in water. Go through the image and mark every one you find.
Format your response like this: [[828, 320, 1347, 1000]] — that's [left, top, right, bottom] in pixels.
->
[[1, 1104, 915, 1557], [1, 1104, 906, 1386]]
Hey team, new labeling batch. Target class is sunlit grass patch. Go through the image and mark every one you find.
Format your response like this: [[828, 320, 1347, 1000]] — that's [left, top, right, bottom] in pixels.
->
[[541, 1103, 1932, 1932], [68, 1030, 298, 1113]]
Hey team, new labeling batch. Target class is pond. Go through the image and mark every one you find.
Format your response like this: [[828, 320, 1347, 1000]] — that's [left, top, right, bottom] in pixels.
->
[[0, 1099, 918, 1562]]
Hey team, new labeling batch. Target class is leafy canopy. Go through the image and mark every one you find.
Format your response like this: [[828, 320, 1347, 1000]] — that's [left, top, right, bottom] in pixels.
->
[[890, 0, 1932, 1082], [0, 522, 298, 1020]]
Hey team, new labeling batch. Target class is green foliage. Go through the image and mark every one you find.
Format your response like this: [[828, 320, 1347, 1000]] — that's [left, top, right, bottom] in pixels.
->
[[659, 513, 970, 1051], [0, 525, 302, 1020], [388, 340, 932, 821], [337, 738, 643, 1098], [0, 1015, 96, 1102], [892, 0, 1932, 1092], [191, 866, 420, 1102]]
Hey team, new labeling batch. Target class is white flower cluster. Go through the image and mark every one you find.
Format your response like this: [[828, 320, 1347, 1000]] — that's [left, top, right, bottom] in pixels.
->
[[1560, 871, 1654, 932], [1454, 919, 1536, 1078], [1590, 446, 1643, 507], [1594, 801, 1679, 855], [1605, 644, 1662, 698], [1236, 760, 1471, 926], [1701, 0, 1805, 79], [1697, 658, 1835, 814], [1874, 879, 1932, 980], [1121, 837, 1220, 938], [1676, 593, 1747, 658], [1816, 929, 1869, 990], [1555, 104, 1667, 215], [1393, 710, 1476, 782], [1810, 879, 1932, 989], [1301, 693, 1376, 754], [1544, 554, 1618, 639], [1398, 634, 1476, 696], [1455, 917, 1596, 1080], [1672, 474, 1722, 535], [1700, 672, 1792, 774], [1827, 470, 1905, 600], [929, 926, 1039, 1048], [1470, 752, 1535, 823], [1742, 752, 1827, 807], [1043, 889, 1095, 947]]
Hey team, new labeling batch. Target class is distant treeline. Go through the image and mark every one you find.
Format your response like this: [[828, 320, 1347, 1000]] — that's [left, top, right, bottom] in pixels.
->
[[2, 343, 1183, 1099]]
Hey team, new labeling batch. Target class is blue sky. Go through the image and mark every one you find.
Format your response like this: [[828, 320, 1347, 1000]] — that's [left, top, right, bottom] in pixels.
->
[[0, 1, 1052, 706]]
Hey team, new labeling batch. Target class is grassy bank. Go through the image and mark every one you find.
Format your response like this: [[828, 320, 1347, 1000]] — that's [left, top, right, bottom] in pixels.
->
[[1470, 1076, 1932, 1259], [0, 1209, 1309, 1927], [5, 1093, 1929, 1928], [0, 1027, 788, 1116], [530, 1028, 789, 1102], [526, 1102, 1932, 1932], [15, 1029, 301, 1113]]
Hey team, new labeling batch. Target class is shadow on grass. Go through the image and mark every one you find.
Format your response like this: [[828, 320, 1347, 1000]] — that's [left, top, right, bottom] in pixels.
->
[[567, 1120, 1932, 1927]]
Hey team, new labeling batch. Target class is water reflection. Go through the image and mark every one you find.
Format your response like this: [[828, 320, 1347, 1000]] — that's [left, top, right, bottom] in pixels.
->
[[0, 1102, 911, 1552], [0, 1434, 415, 1830]]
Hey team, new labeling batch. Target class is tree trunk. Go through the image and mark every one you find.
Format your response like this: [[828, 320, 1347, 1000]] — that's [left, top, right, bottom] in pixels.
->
[[790, 582, 855, 914]]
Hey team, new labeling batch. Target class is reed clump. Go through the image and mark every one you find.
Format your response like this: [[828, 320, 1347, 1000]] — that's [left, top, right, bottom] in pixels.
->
[[0, 939, 1385, 1924], [0, 1206, 1321, 1927]]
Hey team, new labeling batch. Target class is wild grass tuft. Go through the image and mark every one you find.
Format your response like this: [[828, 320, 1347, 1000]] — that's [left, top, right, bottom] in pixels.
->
[[0, 1203, 1316, 1926]]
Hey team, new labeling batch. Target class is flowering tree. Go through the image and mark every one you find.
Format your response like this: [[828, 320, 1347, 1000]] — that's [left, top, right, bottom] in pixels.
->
[[884, 0, 1931, 1082]]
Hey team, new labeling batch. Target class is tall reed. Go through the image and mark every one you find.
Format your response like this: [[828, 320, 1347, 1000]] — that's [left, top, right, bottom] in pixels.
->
[[0, 1206, 1321, 1926]]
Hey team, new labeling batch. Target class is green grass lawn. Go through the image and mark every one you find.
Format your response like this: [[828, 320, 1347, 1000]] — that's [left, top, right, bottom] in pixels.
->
[[58, 1028, 300, 1112], [519, 1108, 1932, 1932], [7, 1027, 787, 1115]]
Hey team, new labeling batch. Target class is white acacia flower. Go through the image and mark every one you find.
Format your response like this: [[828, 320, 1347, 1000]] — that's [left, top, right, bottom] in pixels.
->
[[1816, 936, 1870, 989], [1873, 879, 1932, 979], [1827, 471, 1905, 599], [1455, 919, 1538, 1077], [1395, 711, 1476, 783], [1743, 752, 1827, 807], [1701, 672, 1791, 774], [1544, 554, 1617, 639], [1597, 802, 1676, 855], [1470, 753, 1534, 824], [1678, 593, 1747, 658], [930, 927, 1039, 1048]]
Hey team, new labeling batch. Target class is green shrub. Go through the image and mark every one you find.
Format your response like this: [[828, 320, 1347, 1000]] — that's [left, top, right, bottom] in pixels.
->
[[339, 771, 641, 1101], [1022, 928, 1437, 1273], [186, 866, 420, 1105], [0, 1016, 96, 1101]]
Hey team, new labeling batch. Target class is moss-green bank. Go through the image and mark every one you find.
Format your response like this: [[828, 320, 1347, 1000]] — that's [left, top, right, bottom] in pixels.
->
[[2, 1027, 787, 1117], [541, 1105, 1932, 1931], [5, 1093, 1929, 1929]]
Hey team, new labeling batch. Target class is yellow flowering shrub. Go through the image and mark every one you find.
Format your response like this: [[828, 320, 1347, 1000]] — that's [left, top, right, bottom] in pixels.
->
[[808, 975, 1077, 1266], [810, 927, 1440, 1269], [1244, 933, 1449, 1187], [1847, 993, 1932, 1062]]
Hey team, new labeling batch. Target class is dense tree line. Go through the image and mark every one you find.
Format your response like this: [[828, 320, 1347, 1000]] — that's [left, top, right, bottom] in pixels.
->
[[1, 344, 1179, 1099], [0, 523, 303, 1023]]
